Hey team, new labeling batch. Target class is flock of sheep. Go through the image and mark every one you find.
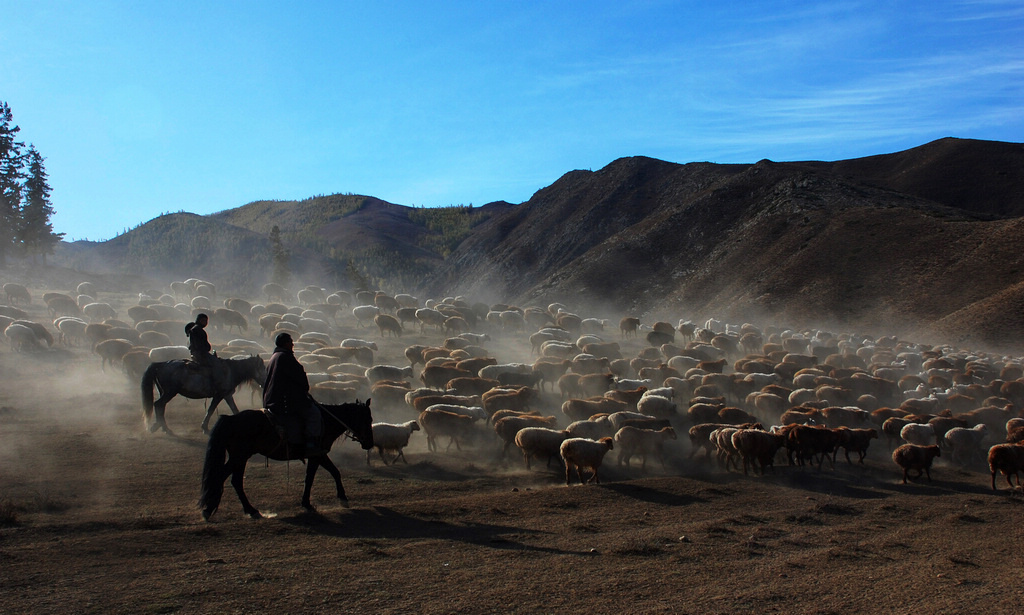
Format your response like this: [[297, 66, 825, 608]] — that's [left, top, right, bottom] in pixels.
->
[[3, 277, 1024, 492]]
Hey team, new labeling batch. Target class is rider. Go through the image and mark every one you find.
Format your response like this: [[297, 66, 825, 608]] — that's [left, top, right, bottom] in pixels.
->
[[185, 313, 213, 366], [263, 332, 323, 457]]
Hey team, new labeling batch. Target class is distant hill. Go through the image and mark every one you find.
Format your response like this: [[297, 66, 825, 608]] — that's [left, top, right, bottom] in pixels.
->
[[40, 137, 1024, 351]]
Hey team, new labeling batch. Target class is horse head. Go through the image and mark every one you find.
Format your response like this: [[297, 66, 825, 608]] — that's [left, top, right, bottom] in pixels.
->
[[348, 398, 375, 450]]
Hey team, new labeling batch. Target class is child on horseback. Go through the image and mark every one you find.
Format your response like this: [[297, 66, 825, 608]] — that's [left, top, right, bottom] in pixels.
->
[[186, 313, 213, 365], [263, 332, 323, 457]]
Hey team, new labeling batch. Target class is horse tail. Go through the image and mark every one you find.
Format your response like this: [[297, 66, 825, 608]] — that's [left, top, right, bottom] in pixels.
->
[[141, 361, 159, 422], [199, 414, 231, 519]]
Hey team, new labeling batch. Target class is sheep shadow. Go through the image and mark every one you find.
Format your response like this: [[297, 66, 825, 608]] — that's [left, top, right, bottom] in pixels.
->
[[278, 505, 591, 556]]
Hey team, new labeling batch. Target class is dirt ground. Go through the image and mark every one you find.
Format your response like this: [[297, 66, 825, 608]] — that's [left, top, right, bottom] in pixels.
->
[[1, 291, 1023, 614]]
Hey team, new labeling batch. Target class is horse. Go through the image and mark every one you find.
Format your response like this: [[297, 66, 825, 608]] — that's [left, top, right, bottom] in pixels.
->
[[199, 399, 374, 520], [141, 355, 267, 434]]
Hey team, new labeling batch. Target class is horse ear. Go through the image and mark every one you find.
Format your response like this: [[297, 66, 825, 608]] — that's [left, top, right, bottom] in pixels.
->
[[365, 398, 371, 408]]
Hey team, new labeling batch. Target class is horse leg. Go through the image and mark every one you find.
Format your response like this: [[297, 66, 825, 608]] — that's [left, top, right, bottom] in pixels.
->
[[224, 394, 241, 415], [201, 397, 223, 435], [229, 460, 262, 518], [151, 393, 176, 434], [313, 455, 349, 509], [301, 457, 323, 511]]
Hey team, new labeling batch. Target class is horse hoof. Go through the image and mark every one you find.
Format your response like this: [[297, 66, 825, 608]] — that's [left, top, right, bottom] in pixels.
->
[[148, 422, 161, 433], [246, 511, 263, 519], [339, 499, 350, 509], [201, 510, 213, 522]]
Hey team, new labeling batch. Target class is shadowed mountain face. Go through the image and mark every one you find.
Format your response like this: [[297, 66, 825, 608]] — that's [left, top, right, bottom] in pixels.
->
[[422, 138, 1024, 350], [47, 138, 1024, 351]]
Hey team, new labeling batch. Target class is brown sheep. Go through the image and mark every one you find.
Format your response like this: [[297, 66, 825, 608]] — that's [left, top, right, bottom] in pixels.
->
[[482, 387, 536, 416], [987, 443, 1024, 490], [446, 376, 501, 397], [786, 425, 842, 470], [614, 426, 677, 470], [494, 415, 559, 457], [836, 427, 879, 464], [561, 397, 627, 422], [420, 365, 472, 390], [731, 429, 786, 475], [418, 409, 480, 452], [892, 444, 941, 484]]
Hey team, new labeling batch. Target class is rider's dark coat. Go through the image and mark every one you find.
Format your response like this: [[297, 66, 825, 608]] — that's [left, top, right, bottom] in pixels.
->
[[187, 322, 212, 360], [263, 345, 310, 413]]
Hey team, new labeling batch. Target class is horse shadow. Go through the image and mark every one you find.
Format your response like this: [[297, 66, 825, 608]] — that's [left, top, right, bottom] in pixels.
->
[[278, 505, 592, 556]]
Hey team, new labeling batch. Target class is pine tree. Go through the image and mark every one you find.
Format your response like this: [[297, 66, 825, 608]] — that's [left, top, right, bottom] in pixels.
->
[[0, 102, 26, 268], [269, 225, 290, 287], [20, 145, 63, 264]]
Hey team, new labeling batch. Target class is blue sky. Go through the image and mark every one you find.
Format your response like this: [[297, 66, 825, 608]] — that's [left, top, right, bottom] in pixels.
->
[[3, 1, 1023, 241]]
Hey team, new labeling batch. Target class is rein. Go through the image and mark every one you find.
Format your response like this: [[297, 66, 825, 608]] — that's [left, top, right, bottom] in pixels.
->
[[313, 401, 361, 445]]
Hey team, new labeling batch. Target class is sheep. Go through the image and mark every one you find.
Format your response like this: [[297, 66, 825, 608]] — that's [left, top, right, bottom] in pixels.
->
[[785, 425, 842, 470], [710, 427, 742, 471], [836, 427, 879, 465], [365, 364, 413, 385], [425, 404, 488, 422], [55, 316, 89, 346], [731, 428, 786, 475], [3, 282, 30, 305], [352, 305, 381, 327], [418, 409, 480, 452], [900, 423, 935, 447], [892, 444, 942, 484], [688, 423, 760, 461], [560, 437, 615, 485], [566, 417, 616, 440], [493, 415, 558, 457], [614, 426, 677, 470], [515, 427, 571, 470], [367, 421, 420, 465], [94, 338, 135, 370], [943, 424, 989, 466], [482, 387, 535, 416], [635, 394, 676, 419], [4, 323, 41, 352], [148, 345, 191, 362], [987, 443, 1024, 490], [411, 394, 482, 413]]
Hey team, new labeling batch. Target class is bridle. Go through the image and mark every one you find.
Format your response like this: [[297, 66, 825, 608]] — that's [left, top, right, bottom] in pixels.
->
[[313, 400, 371, 447]]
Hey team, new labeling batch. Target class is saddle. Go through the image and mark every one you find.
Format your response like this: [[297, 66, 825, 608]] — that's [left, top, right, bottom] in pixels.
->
[[262, 406, 326, 451]]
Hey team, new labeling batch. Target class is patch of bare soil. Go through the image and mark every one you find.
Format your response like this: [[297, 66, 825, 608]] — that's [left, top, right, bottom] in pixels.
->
[[1, 290, 1022, 614]]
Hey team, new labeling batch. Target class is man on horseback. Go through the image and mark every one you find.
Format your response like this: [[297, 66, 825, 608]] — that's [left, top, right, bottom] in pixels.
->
[[263, 332, 323, 457], [186, 312, 230, 389]]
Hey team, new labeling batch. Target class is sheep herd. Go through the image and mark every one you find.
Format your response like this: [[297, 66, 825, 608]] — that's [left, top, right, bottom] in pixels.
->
[[4, 277, 1024, 493]]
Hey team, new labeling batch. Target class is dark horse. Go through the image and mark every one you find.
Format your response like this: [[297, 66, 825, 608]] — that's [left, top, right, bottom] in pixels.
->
[[199, 399, 374, 520], [141, 355, 267, 434]]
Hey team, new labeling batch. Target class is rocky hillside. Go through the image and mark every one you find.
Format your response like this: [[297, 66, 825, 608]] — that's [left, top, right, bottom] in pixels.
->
[[423, 138, 1024, 351]]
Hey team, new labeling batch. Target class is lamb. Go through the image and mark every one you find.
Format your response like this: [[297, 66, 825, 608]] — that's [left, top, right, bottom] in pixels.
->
[[367, 421, 420, 465], [900, 423, 936, 447], [514, 427, 570, 469], [560, 437, 615, 485], [614, 426, 677, 470], [891, 443, 942, 484], [987, 443, 1024, 490], [943, 424, 988, 466], [731, 428, 786, 475]]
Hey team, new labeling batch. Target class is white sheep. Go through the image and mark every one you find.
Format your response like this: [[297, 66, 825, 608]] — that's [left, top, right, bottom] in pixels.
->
[[944, 424, 988, 466], [900, 422, 935, 447], [566, 417, 616, 440], [615, 378, 652, 391], [559, 437, 615, 485], [614, 426, 677, 469], [147, 345, 191, 362], [425, 404, 488, 421], [367, 421, 420, 465], [514, 427, 570, 469], [352, 305, 381, 326], [478, 363, 532, 380], [341, 338, 379, 351], [4, 323, 41, 352], [635, 394, 676, 418], [608, 411, 658, 431], [365, 364, 413, 384]]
